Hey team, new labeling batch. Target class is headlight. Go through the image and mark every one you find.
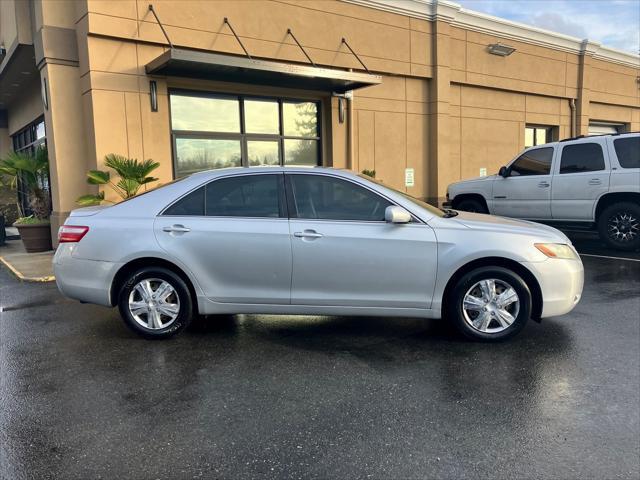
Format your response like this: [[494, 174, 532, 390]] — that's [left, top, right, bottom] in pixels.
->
[[535, 243, 578, 259]]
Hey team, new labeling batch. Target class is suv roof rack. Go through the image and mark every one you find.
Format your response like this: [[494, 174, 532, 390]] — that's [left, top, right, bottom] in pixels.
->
[[559, 131, 639, 142]]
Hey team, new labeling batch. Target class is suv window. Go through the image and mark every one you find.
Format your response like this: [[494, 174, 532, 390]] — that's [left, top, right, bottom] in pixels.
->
[[288, 174, 392, 221], [509, 147, 553, 176], [205, 174, 282, 217], [560, 143, 605, 174], [614, 137, 640, 169], [163, 186, 205, 216]]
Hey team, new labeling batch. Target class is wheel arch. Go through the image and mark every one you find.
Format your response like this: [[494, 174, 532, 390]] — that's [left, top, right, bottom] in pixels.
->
[[442, 257, 543, 320], [110, 257, 200, 314], [451, 193, 489, 212], [594, 192, 640, 220]]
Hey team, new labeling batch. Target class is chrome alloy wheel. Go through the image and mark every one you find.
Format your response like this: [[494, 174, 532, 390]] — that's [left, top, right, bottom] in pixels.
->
[[128, 278, 180, 330], [462, 279, 520, 334], [607, 212, 639, 243]]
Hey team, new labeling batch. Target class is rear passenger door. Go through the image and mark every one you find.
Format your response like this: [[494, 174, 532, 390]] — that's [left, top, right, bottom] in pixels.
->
[[551, 140, 610, 221], [155, 173, 292, 304]]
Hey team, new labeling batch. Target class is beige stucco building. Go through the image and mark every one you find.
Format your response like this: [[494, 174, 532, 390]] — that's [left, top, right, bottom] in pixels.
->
[[1, 0, 639, 238]]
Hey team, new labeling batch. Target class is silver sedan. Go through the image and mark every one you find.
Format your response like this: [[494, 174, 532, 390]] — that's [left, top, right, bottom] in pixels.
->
[[54, 167, 584, 341]]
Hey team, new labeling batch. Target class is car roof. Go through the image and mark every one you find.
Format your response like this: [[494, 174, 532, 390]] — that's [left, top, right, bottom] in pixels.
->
[[189, 166, 358, 180]]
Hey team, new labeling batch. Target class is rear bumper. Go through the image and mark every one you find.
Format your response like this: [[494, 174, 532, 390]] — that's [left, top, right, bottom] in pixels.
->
[[523, 257, 584, 318], [53, 244, 119, 307]]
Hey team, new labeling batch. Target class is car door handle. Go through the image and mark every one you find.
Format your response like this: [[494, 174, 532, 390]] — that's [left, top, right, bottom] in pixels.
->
[[588, 179, 602, 185], [162, 225, 191, 233], [294, 230, 323, 239], [538, 182, 550, 188]]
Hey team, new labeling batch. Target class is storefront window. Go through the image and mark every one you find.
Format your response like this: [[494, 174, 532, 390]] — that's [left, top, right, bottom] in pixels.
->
[[11, 118, 49, 216], [170, 91, 320, 177]]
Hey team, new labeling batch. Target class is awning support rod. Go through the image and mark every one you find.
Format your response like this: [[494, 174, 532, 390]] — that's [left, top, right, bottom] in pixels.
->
[[287, 29, 316, 67], [341, 38, 370, 73], [224, 18, 252, 59], [148, 4, 174, 49]]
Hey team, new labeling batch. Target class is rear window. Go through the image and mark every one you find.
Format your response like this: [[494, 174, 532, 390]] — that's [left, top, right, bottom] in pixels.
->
[[559, 143, 605, 174], [614, 137, 640, 169]]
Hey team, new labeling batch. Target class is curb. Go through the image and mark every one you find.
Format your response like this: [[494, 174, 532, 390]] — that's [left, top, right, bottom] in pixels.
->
[[0, 255, 56, 283]]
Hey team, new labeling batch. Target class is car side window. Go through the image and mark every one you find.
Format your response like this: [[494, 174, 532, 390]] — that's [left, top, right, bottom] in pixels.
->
[[509, 147, 553, 176], [288, 174, 392, 221], [559, 143, 605, 174], [205, 174, 283, 218], [613, 137, 640, 169], [162, 186, 205, 216]]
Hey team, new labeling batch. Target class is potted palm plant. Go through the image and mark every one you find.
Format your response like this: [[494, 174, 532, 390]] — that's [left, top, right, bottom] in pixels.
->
[[0, 147, 52, 252], [77, 154, 159, 205]]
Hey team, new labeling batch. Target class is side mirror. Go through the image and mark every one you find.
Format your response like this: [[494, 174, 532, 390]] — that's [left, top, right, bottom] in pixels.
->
[[385, 206, 412, 224], [498, 166, 509, 178]]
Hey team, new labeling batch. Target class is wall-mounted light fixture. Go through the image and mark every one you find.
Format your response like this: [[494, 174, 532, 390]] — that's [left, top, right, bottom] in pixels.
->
[[333, 90, 353, 124], [487, 43, 516, 56], [41, 77, 49, 110], [149, 80, 158, 112]]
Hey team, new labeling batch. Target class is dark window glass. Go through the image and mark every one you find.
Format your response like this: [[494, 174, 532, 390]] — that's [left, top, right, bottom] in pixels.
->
[[614, 137, 640, 169], [206, 175, 281, 218], [510, 147, 553, 176], [560, 143, 605, 174], [163, 186, 205, 216], [289, 175, 392, 221]]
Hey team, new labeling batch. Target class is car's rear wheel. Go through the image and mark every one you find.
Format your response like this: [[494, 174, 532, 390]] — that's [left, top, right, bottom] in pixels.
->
[[597, 202, 640, 251], [454, 198, 488, 214], [448, 266, 531, 342], [118, 267, 193, 339]]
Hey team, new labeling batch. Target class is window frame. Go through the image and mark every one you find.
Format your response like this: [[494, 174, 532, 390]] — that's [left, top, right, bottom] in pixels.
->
[[508, 147, 555, 177], [160, 172, 288, 219], [284, 172, 405, 224], [169, 89, 322, 178], [524, 124, 556, 148]]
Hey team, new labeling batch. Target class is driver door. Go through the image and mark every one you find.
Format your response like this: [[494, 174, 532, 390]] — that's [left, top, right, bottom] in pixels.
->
[[285, 173, 438, 309], [492, 146, 555, 219]]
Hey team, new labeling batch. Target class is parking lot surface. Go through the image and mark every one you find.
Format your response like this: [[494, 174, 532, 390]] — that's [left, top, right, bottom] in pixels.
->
[[1, 241, 639, 479]]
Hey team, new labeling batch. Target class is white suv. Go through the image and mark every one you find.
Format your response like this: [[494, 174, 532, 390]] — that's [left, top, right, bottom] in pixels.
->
[[446, 133, 640, 251]]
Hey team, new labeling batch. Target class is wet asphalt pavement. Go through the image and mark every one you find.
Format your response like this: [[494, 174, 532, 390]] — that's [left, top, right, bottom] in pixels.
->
[[1, 237, 639, 479]]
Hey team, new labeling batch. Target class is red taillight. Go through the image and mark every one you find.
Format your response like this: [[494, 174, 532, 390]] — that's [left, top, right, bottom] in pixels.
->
[[58, 225, 89, 243]]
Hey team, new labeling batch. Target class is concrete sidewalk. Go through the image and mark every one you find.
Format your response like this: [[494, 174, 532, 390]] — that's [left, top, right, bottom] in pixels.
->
[[0, 239, 54, 282]]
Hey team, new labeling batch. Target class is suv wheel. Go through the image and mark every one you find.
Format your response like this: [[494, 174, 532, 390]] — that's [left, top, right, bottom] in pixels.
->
[[454, 198, 488, 214], [597, 202, 640, 251], [448, 266, 531, 342], [118, 267, 194, 339]]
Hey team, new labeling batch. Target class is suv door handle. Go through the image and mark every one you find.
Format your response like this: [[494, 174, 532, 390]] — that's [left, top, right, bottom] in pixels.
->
[[588, 179, 602, 185], [294, 230, 323, 239], [162, 224, 191, 233], [538, 182, 550, 188]]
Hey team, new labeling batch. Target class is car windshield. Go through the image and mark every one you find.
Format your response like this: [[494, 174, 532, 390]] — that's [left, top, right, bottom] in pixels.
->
[[356, 174, 446, 218]]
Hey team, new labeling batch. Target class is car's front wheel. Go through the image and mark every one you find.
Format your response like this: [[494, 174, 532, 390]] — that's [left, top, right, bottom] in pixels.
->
[[118, 267, 194, 339], [448, 266, 531, 342], [597, 202, 640, 251]]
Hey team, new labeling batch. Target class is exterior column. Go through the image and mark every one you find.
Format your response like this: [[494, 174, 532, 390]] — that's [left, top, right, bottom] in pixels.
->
[[428, 14, 454, 205], [33, 2, 89, 242], [576, 41, 596, 136]]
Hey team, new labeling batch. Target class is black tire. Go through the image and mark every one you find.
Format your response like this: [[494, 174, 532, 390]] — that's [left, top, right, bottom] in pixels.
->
[[454, 198, 488, 214], [118, 267, 194, 339], [447, 266, 531, 342], [597, 202, 640, 252]]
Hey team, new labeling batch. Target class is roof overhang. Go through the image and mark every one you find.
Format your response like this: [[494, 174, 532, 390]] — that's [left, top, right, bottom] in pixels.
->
[[145, 48, 382, 93], [0, 43, 38, 110]]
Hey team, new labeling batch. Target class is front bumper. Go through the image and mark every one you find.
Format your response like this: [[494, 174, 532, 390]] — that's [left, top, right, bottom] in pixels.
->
[[523, 257, 584, 318], [53, 244, 119, 307]]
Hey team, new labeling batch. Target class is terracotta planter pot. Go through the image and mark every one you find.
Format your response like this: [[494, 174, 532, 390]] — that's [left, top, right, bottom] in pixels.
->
[[14, 222, 52, 253]]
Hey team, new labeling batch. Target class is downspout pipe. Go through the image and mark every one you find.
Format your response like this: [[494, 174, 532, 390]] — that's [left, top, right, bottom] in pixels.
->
[[570, 98, 577, 137]]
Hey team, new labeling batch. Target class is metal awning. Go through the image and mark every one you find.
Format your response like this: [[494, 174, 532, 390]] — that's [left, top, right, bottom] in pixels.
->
[[145, 48, 382, 93]]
